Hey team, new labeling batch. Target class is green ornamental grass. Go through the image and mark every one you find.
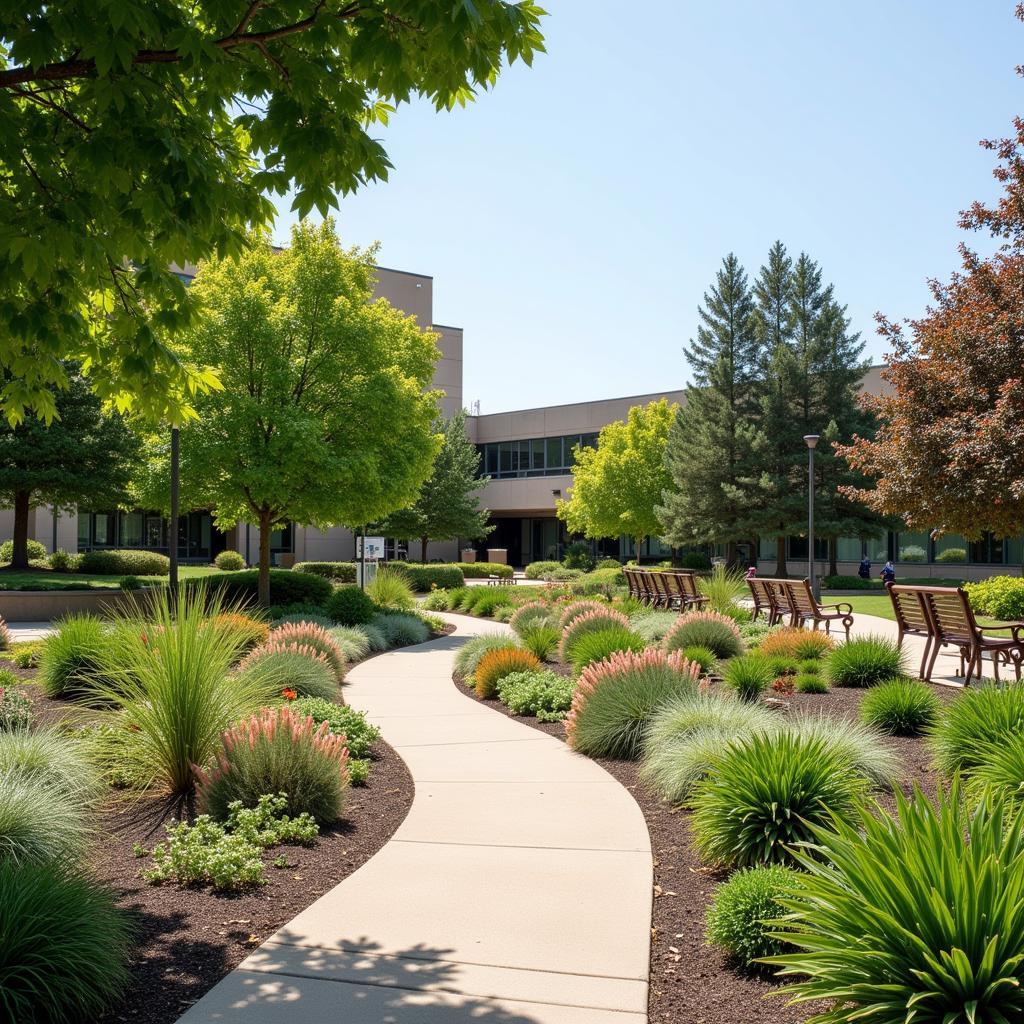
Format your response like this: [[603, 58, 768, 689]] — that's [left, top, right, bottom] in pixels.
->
[[794, 673, 828, 693], [568, 625, 645, 674], [453, 633, 518, 682], [0, 769, 90, 865], [328, 625, 372, 662], [722, 654, 775, 702], [765, 782, 1024, 1024], [37, 613, 109, 697], [237, 646, 338, 700], [697, 564, 749, 616], [521, 623, 560, 661], [967, 730, 1024, 806], [663, 611, 744, 660], [374, 612, 429, 647], [825, 634, 906, 688], [928, 683, 1024, 777], [0, 728, 100, 805], [860, 677, 942, 736], [788, 712, 897, 788], [680, 645, 717, 674], [365, 564, 415, 611], [630, 610, 680, 644]]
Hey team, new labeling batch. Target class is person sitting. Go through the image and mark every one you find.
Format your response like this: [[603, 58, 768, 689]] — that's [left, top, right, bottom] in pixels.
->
[[880, 560, 896, 584], [858, 556, 871, 580], [745, 565, 757, 580]]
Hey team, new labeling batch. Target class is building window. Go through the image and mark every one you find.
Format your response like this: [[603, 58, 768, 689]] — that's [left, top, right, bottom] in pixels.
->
[[270, 523, 294, 554], [120, 511, 144, 548]]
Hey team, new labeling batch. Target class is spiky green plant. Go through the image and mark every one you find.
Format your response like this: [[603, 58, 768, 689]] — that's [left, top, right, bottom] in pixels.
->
[[929, 683, 1024, 777], [509, 602, 555, 638], [681, 645, 717, 674], [365, 564, 415, 611], [764, 782, 1024, 1024], [788, 712, 897, 788], [354, 622, 387, 652], [0, 770, 89, 865], [794, 673, 828, 694], [697, 564, 748, 616], [722, 654, 775, 702], [825, 635, 906, 688], [0, 728, 100, 805], [374, 612, 430, 647], [692, 731, 866, 868], [640, 692, 779, 804], [663, 610, 744, 660], [236, 644, 338, 700], [521, 624, 560, 661], [328, 625, 372, 662], [453, 632, 518, 682], [968, 730, 1024, 807], [37, 614, 109, 697], [860, 678, 942, 736], [630, 610, 681, 644], [568, 625, 645, 674], [558, 607, 631, 664], [0, 859, 132, 1021]]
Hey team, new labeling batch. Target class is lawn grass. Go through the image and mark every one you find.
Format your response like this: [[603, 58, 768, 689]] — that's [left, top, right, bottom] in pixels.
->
[[829, 592, 1012, 629], [0, 565, 220, 591]]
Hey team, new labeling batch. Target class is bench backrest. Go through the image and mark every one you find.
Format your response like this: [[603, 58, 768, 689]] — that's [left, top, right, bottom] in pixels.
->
[[887, 584, 932, 636], [672, 571, 701, 600], [920, 586, 979, 643], [782, 578, 817, 615]]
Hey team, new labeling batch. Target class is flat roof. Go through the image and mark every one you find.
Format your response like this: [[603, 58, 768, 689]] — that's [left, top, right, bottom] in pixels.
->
[[469, 389, 687, 420]]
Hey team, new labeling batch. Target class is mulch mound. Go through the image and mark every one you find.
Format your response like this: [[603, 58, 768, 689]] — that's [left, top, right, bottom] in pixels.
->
[[453, 668, 954, 1024]]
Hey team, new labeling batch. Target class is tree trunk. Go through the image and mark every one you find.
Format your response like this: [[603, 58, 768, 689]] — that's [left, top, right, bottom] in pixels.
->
[[776, 534, 788, 577], [10, 491, 32, 569], [421, 537, 429, 564], [828, 537, 838, 578], [258, 509, 272, 607], [726, 539, 737, 568], [636, 536, 646, 566]]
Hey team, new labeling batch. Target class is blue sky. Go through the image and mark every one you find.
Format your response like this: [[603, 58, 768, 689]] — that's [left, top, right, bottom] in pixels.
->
[[275, 1, 1023, 413]]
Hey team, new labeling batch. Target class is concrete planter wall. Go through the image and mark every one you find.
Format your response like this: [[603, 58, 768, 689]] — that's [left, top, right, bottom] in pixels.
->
[[0, 587, 143, 622]]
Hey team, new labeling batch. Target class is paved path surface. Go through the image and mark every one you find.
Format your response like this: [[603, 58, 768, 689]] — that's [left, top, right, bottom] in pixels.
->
[[178, 614, 652, 1024], [6, 620, 55, 641], [847, 610, 971, 687]]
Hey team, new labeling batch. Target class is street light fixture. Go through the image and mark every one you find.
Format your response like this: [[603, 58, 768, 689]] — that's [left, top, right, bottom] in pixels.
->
[[804, 435, 820, 600]]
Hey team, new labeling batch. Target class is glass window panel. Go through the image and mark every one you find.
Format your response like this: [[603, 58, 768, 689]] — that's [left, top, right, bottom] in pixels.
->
[[837, 536, 864, 562], [546, 437, 563, 470], [499, 442, 513, 476], [77, 514, 90, 548], [485, 444, 498, 476], [897, 532, 929, 563], [758, 537, 775, 560], [145, 516, 164, 548], [531, 438, 545, 471], [581, 432, 599, 449], [93, 513, 114, 546], [1005, 537, 1024, 566], [789, 536, 808, 559], [934, 533, 967, 564], [120, 511, 143, 547]]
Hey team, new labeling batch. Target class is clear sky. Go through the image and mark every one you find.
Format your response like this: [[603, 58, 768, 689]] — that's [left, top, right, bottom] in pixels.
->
[[275, 1, 1023, 414]]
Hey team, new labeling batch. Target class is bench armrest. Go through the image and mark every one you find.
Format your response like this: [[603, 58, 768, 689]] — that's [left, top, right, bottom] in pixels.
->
[[819, 602, 853, 614]]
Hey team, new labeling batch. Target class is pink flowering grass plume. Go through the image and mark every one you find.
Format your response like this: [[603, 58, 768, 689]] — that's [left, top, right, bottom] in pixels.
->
[[558, 606, 631, 664], [267, 621, 347, 680], [566, 648, 702, 759], [508, 602, 554, 638], [662, 609, 744, 660], [197, 705, 350, 824], [236, 639, 340, 702], [557, 600, 610, 630]]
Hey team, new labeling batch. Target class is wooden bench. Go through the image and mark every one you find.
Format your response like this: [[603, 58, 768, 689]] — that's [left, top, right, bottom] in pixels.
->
[[747, 577, 789, 626], [666, 570, 708, 611], [886, 584, 936, 680], [778, 578, 853, 639]]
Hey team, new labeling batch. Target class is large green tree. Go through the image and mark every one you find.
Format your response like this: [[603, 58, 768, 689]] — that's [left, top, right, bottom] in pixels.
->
[[0, 1, 545, 423], [147, 220, 441, 604], [377, 409, 492, 562], [657, 254, 764, 563], [558, 399, 677, 561], [0, 369, 138, 568]]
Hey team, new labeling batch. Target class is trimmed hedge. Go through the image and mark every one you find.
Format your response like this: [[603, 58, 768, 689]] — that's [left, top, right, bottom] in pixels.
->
[[457, 562, 514, 580], [76, 549, 171, 575], [293, 561, 357, 583], [386, 563, 465, 591], [0, 539, 47, 562], [185, 569, 331, 607]]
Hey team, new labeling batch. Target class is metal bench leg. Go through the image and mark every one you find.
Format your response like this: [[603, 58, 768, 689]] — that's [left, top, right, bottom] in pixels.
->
[[918, 637, 931, 681], [924, 641, 942, 683]]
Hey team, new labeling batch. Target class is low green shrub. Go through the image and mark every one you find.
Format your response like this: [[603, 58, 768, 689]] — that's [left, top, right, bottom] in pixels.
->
[[558, 600, 609, 629], [474, 647, 541, 699], [215, 550, 246, 571], [421, 588, 452, 611], [935, 547, 967, 564], [967, 731, 1024, 806], [788, 713, 897, 787], [386, 563, 465, 591], [680, 645, 717, 674], [691, 731, 866, 868], [0, 859, 132, 1020], [521, 624, 560, 661], [365, 565, 415, 611], [328, 625, 372, 662], [453, 633, 517, 682], [465, 587, 515, 618], [509, 602, 554, 638], [679, 551, 712, 571], [497, 669, 574, 721], [0, 678, 30, 731], [567, 648, 701, 759], [568, 625, 645, 674], [524, 560, 561, 580], [273, 612, 334, 629], [199, 706, 349, 824], [825, 634, 906, 687], [47, 547, 80, 572], [325, 585, 377, 626], [293, 561, 356, 583], [547, 567, 584, 582], [355, 622, 387, 652], [765, 783, 1024, 1023], [822, 574, 875, 590], [9, 641, 41, 669], [794, 673, 828, 693], [737, 620, 778, 649], [722, 654, 775, 702], [797, 658, 820, 675], [491, 604, 516, 623], [706, 865, 799, 968], [291, 697, 380, 759], [446, 586, 471, 610], [78, 548, 170, 575], [0, 539, 46, 562], [563, 541, 596, 572], [374, 612, 430, 648], [237, 644, 338, 700], [37, 614, 109, 697], [559, 607, 631, 664], [630, 610, 680, 643], [640, 692, 778, 804], [0, 769, 89, 864], [457, 562, 514, 580], [929, 683, 1024, 776], [860, 678, 941, 736], [899, 544, 927, 562], [663, 610, 744, 660], [189, 568, 332, 608], [965, 575, 1024, 621], [595, 557, 622, 570]]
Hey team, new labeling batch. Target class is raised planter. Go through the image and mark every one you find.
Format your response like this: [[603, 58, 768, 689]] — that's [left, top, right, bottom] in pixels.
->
[[0, 587, 140, 622]]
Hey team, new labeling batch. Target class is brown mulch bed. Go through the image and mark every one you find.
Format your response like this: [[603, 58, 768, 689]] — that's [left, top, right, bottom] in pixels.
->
[[453, 667, 956, 1024]]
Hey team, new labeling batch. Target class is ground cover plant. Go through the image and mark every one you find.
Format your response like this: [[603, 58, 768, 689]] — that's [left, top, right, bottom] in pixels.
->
[[497, 669, 574, 721]]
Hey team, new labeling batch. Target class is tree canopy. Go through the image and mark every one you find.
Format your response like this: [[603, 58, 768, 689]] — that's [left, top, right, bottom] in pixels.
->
[[558, 399, 676, 559], [148, 220, 441, 603], [0, 368, 139, 567], [0, 1, 545, 423], [377, 409, 492, 562]]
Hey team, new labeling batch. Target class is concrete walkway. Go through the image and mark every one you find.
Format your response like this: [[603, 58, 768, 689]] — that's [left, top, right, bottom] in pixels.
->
[[178, 614, 652, 1024]]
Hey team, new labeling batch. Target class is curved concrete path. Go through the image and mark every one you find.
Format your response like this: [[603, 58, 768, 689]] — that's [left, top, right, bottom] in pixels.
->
[[178, 614, 652, 1023]]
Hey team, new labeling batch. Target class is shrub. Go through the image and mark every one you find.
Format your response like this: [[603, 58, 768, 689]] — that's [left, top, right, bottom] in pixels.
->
[[37, 614, 109, 697], [935, 546, 967, 563], [474, 647, 541, 699], [826, 635, 906, 688], [188, 568, 332, 608], [558, 607, 631, 664], [928, 683, 1024, 776], [640, 692, 779, 804], [0, 728, 100, 804], [765, 783, 1024, 1024], [328, 625, 372, 662], [119, 574, 143, 590], [965, 575, 1024, 621], [680, 645, 717, 674], [547, 567, 584, 582], [198, 706, 349, 823], [568, 625, 645, 674], [697, 564, 748, 616], [738, 620, 778, 649], [325, 585, 377, 625], [706, 865, 800, 967], [366, 564, 415, 611], [78, 548, 170, 575], [355, 622, 387, 652], [268, 622, 346, 680], [0, 538, 46, 562], [272, 611, 335, 628], [214, 550, 246, 571], [212, 611, 269, 651], [266, 600, 329, 621], [237, 643, 338, 701], [758, 627, 833, 661], [0, 769, 89, 864], [10, 640, 41, 668], [822, 574, 875, 590], [290, 697, 380, 759], [457, 562, 514, 580], [567, 648, 702, 759], [497, 669, 574, 721], [679, 551, 712, 571], [47, 547, 79, 572], [90, 590, 280, 796], [558, 600, 609, 629], [0, 682, 30, 731], [596, 557, 622, 570], [521, 624, 560, 661], [663, 610, 744, 660], [525, 560, 561, 580], [860, 678, 942, 736], [453, 633, 518, 682], [722, 654, 775, 702], [691, 732, 866, 868], [794, 673, 828, 693], [898, 544, 927, 562], [0, 859, 132, 1020], [631, 610, 680, 644], [386, 563, 465, 591], [509, 602, 554, 638], [445, 586, 471, 610], [374, 612, 430, 648], [491, 603, 516, 622], [421, 588, 451, 611], [563, 541, 596, 572], [465, 588, 515, 618], [787, 713, 897, 787], [797, 658, 820, 675], [293, 561, 357, 583]]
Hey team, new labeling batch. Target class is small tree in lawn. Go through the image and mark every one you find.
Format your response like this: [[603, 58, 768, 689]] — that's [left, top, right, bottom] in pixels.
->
[[0, 369, 138, 568], [377, 410, 492, 563], [173, 221, 441, 605], [558, 399, 677, 562]]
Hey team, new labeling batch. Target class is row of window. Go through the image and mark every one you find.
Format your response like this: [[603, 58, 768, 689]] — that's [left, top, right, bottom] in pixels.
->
[[477, 433, 599, 479], [757, 531, 1022, 566]]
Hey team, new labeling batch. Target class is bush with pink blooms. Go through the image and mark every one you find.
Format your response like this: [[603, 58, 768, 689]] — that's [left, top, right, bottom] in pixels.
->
[[267, 621, 346, 680], [662, 610, 744, 660], [566, 648, 702, 759], [558, 607, 632, 664], [198, 705, 350, 824], [557, 600, 609, 630], [236, 641, 338, 701]]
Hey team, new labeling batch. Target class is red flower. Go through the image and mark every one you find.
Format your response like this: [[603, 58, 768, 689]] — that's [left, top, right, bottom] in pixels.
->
[[281, 688, 297, 701]]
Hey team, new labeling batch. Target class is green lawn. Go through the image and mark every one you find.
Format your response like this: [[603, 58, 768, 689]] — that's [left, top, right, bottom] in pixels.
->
[[827, 591, 1012, 629], [0, 565, 220, 591]]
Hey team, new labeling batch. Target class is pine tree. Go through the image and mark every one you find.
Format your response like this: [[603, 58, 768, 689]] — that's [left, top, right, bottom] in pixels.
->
[[658, 254, 763, 562]]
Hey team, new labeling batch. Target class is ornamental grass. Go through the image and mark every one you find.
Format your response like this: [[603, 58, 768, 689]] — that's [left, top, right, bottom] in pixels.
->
[[662, 610, 743, 660], [268, 621, 347, 679], [558, 606, 631, 664], [474, 647, 541, 699]]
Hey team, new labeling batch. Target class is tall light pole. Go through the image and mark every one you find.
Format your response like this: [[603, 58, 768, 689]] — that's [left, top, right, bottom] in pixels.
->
[[169, 425, 179, 600], [804, 434, 820, 600]]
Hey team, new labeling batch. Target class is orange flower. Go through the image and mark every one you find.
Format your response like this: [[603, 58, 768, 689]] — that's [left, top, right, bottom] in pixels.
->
[[281, 687, 297, 701]]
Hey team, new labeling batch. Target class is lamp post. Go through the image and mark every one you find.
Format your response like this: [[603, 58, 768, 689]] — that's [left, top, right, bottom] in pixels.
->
[[804, 434, 820, 600], [169, 425, 179, 600]]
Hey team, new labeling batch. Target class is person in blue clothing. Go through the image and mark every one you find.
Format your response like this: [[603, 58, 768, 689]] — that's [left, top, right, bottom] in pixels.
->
[[880, 561, 896, 584], [858, 556, 871, 580]]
